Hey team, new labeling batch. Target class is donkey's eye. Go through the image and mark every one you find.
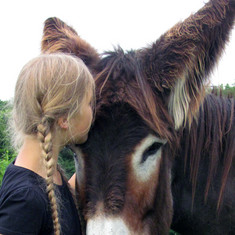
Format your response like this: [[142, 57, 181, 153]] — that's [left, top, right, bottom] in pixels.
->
[[132, 135, 167, 182], [141, 142, 163, 163]]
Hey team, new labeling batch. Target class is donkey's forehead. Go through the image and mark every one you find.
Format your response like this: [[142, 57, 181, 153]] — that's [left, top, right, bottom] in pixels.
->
[[95, 49, 163, 122], [96, 49, 142, 102], [81, 103, 154, 154]]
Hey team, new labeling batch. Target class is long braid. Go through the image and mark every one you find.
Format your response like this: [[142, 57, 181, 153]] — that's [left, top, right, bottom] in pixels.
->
[[37, 117, 60, 235]]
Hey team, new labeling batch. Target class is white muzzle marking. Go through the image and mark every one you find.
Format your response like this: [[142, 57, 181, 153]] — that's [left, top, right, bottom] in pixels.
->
[[86, 216, 131, 235]]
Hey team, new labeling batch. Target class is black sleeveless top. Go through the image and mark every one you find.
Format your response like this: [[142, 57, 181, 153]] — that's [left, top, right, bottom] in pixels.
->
[[0, 161, 82, 235]]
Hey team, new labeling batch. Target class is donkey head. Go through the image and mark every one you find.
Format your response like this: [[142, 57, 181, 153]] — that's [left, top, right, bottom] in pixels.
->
[[41, 1, 235, 234]]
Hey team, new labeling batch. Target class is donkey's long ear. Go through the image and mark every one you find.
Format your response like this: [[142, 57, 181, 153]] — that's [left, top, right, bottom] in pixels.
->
[[41, 17, 100, 70], [140, 0, 235, 129]]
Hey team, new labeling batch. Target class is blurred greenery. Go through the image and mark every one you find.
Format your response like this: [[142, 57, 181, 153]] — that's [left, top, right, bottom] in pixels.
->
[[58, 147, 75, 178], [209, 83, 235, 97], [169, 231, 181, 235], [0, 150, 16, 185], [0, 100, 16, 184], [0, 100, 15, 157]]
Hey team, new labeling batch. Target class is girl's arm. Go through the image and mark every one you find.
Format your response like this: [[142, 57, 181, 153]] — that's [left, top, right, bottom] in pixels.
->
[[68, 173, 76, 190]]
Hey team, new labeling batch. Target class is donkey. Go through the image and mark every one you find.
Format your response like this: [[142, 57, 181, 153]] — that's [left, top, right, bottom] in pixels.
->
[[41, 0, 235, 234]]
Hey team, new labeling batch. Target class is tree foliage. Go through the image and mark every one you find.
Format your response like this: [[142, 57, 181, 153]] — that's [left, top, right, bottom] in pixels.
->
[[210, 83, 235, 97], [0, 100, 14, 157], [0, 100, 16, 184], [58, 147, 75, 178]]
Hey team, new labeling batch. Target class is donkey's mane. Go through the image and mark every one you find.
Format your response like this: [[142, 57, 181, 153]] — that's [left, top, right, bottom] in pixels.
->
[[182, 93, 235, 210], [95, 48, 177, 143]]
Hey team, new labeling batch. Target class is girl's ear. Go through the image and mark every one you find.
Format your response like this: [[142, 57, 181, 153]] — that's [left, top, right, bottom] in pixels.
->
[[58, 117, 69, 129]]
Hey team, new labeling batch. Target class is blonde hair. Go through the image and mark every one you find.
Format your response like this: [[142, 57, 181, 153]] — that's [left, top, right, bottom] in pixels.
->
[[11, 53, 94, 234]]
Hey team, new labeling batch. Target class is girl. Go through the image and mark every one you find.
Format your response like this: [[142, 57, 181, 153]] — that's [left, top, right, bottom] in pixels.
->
[[0, 53, 95, 235]]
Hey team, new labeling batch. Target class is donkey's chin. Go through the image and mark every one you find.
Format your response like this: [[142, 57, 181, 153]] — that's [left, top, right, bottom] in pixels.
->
[[86, 216, 143, 235]]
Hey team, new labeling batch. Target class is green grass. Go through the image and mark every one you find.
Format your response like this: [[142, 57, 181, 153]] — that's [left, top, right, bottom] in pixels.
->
[[0, 150, 16, 185], [169, 230, 181, 235]]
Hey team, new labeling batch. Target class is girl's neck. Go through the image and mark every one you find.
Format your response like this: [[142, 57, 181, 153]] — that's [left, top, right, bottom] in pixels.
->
[[15, 135, 62, 185]]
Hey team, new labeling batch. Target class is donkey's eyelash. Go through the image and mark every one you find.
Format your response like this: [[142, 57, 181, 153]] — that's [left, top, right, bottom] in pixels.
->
[[141, 142, 163, 163]]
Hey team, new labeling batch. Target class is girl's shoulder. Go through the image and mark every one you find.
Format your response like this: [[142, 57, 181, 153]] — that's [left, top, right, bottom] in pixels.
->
[[0, 161, 49, 214], [0, 162, 52, 235], [0, 161, 47, 198], [0, 162, 82, 235]]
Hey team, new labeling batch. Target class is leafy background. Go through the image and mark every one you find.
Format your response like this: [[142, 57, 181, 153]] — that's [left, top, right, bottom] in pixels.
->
[[0, 84, 234, 234]]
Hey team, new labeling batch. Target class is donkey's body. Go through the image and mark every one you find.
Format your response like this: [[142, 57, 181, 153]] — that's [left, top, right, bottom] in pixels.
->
[[172, 94, 235, 234], [41, 0, 235, 234]]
